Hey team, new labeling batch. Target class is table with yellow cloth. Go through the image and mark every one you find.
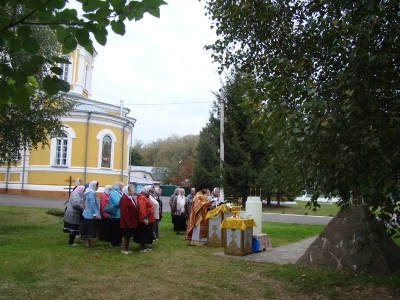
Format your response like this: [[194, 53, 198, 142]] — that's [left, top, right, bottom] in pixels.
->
[[220, 218, 257, 256], [205, 204, 230, 247]]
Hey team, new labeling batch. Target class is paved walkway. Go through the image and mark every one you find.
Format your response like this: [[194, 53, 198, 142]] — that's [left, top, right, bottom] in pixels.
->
[[213, 235, 318, 264]]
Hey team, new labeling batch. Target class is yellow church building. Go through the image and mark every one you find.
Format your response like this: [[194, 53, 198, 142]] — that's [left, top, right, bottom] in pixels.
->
[[0, 46, 136, 198]]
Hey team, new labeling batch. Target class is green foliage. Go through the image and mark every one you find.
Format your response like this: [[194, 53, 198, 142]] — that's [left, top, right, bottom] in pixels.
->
[[137, 135, 199, 185], [203, 0, 400, 232], [194, 73, 281, 199], [130, 147, 143, 166], [0, 0, 168, 110], [0, 4, 73, 165], [0, 92, 74, 166]]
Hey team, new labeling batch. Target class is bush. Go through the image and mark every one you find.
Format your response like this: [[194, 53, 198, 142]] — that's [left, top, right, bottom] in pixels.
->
[[45, 209, 65, 217]]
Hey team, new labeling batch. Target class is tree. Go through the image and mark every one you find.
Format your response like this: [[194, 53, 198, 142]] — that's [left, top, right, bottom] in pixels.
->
[[130, 147, 143, 166], [0, 0, 167, 110], [0, 93, 73, 166], [0, 5, 73, 166], [194, 73, 282, 201], [192, 115, 221, 188], [139, 134, 199, 184], [203, 1, 400, 232]]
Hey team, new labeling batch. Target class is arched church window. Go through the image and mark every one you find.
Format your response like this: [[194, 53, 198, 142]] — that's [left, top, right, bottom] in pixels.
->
[[101, 135, 112, 168], [55, 131, 68, 166], [60, 55, 71, 82]]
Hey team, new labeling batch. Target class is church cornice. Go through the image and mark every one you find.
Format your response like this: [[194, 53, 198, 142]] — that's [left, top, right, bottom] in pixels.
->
[[64, 110, 136, 130]]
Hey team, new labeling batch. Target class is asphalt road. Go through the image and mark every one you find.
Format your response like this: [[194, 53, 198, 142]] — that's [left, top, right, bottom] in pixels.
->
[[0, 194, 332, 225]]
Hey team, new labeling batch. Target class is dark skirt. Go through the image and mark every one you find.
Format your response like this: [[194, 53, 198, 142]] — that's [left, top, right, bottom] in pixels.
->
[[98, 217, 111, 242], [174, 214, 187, 232], [80, 218, 98, 240], [109, 218, 122, 246], [171, 212, 175, 224], [121, 228, 137, 238], [153, 219, 159, 239], [134, 222, 153, 245], [63, 221, 80, 235]]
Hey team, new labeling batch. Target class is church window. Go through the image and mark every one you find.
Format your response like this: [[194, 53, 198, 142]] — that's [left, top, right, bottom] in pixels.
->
[[101, 135, 112, 168], [54, 132, 68, 166], [60, 55, 71, 82]]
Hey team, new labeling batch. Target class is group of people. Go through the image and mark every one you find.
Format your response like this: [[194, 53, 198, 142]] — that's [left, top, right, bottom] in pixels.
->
[[63, 178, 162, 254], [169, 183, 222, 246]]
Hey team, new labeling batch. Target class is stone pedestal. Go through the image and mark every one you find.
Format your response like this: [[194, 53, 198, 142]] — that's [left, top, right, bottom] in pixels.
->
[[253, 233, 272, 252]]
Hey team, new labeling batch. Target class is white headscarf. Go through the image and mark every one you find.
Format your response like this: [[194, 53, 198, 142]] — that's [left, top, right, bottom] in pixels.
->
[[104, 185, 112, 195], [85, 181, 98, 194], [75, 178, 81, 186], [140, 185, 152, 196], [177, 194, 185, 214], [122, 186, 130, 197]]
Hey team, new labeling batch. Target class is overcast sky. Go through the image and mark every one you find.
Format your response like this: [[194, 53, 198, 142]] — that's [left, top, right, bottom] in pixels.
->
[[86, 0, 221, 144]]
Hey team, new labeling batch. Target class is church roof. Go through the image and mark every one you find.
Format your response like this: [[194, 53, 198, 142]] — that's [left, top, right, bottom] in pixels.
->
[[72, 103, 108, 114]]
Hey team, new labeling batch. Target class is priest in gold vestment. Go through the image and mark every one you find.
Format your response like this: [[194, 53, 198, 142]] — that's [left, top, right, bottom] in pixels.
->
[[185, 183, 211, 245]]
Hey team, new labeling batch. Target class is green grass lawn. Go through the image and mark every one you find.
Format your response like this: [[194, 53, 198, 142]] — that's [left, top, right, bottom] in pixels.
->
[[262, 201, 341, 217], [1, 206, 400, 299]]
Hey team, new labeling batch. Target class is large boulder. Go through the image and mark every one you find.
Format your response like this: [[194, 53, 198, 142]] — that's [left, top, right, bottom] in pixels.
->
[[296, 205, 400, 275]]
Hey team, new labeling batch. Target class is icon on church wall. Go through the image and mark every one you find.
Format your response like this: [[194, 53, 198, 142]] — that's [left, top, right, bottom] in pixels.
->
[[101, 135, 112, 168]]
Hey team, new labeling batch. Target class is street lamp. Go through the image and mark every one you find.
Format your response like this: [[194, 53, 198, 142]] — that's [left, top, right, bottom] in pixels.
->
[[177, 160, 182, 186]]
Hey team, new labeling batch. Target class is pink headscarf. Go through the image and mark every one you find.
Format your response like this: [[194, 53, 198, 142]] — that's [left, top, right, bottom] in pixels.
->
[[73, 185, 85, 195]]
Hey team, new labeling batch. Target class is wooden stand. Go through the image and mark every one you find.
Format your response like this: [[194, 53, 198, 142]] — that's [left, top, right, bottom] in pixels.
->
[[221, 218, 256, 256], [224, 227, 253, 256], [207, 213, 224, 247]]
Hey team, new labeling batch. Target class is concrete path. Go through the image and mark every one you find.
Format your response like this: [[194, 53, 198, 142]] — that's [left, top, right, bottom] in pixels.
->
[[262, 213, 332, 225], [213, 235, 318, 264]]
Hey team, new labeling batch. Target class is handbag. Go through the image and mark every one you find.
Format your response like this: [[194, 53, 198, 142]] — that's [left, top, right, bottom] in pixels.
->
[[103, 201, 117, 215]]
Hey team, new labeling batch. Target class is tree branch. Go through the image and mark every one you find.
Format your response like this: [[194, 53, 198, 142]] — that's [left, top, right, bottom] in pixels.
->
[[21, 21, 83, 26], [10, 0, 21, 24], [3, 0, 54, 31]]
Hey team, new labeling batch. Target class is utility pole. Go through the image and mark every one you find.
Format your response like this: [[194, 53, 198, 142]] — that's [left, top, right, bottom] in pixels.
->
[[219, 91, 225, 202]]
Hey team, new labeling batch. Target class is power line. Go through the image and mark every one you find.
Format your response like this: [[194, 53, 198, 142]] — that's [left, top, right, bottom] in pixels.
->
[[123, 101, 212, 106]]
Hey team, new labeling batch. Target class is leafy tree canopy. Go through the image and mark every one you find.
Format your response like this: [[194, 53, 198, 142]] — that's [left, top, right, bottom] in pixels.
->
[[0, 0, 167, 110], [203, 0, 400, 230]]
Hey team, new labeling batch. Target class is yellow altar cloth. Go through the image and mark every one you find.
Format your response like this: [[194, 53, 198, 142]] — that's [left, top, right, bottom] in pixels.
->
[[220, 218, 257, 231], [205, 204, 229, 220]]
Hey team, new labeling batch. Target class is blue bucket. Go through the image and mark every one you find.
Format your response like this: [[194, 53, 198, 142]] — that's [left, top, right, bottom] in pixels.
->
[[252, 237, 260, 253]]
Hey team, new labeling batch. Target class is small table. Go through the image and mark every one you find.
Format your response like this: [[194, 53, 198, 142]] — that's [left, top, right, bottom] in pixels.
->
[[220, 218, 257, 256], [206, 204, 229, 247]]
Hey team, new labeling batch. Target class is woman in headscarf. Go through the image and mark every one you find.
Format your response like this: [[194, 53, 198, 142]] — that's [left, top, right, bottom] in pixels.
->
[[108, 182, 123, 248], [135, 185, 155, 253], [149, 187, 160, 240], [72, 178, 83, 192], [63, 185, 85, 245], [120, 185, 138, 254], [209, 187, 220, 208], [172, 188, 189, 235], [98, 184, 112, 242], [81, 181, 100, 247], [169, 188, 179, 225]]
